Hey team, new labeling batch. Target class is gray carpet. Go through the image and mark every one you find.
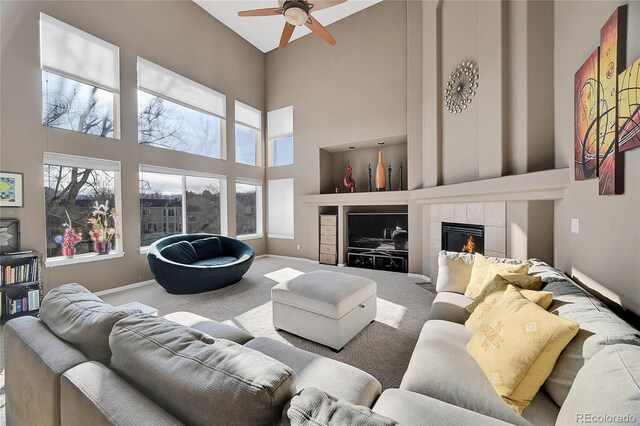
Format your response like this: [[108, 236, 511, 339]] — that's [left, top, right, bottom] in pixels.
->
[[101, 257, 436, 390]]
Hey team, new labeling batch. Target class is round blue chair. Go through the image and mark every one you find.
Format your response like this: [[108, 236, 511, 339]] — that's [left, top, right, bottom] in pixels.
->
[[147, 234, 255, 294]]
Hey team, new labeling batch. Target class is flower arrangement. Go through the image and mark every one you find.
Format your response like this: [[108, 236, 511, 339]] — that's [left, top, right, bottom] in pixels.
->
[[54, 211, 82, 258], [88, 201, 118, 254]]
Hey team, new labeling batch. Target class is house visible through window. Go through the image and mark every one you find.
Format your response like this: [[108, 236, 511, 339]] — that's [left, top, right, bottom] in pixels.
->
[[268, 106, 293, 166], [236, 180, 262, 237], [44, 153, 121, 258], [235, 101, 261, 166]]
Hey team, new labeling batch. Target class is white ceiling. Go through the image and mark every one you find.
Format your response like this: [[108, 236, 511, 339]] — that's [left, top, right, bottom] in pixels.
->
[[194, 0, 383, 53]]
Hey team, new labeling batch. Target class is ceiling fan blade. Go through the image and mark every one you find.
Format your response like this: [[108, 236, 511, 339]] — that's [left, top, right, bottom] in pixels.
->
[[310, 0, 347, 12], [304, 16, 336, 45], [279, 23, 295, 49], [238, 8, 282, 17]]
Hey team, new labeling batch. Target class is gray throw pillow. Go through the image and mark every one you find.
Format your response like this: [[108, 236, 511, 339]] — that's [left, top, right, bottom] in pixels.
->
[[288, 388, 397, 426], [39, 283, 141, 363], [191, 236, 222, 260], [110, 315, 296, 425], [160, 240, 198, 264]]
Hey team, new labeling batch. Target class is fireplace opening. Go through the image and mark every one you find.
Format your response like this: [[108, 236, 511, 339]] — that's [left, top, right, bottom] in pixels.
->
[[442, 222, 484, 254]]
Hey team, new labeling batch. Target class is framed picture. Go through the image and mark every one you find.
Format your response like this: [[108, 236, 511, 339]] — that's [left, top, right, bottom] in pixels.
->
[[0, 218, 20, 254], [0, 172, 24, 207]]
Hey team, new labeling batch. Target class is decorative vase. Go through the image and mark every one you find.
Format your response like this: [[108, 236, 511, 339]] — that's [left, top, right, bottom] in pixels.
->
[[343, 160, 356, 193], [375, 150, 386, 191], [94, 241, 112, 255], [62, 247, 76, 258]]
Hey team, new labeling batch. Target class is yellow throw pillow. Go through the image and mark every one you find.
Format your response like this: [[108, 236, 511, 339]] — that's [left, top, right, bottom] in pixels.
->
[[466, 273, 543, 314], [467, 285, 579, 413], [464, 253, 529, 299], [465, 279, 554, 332]]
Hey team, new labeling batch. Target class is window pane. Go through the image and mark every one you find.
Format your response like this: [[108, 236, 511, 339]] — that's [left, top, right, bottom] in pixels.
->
[[236, 183, 257, 235], [235, 123, 258, 165], [186, 176, 221, 234], [42, 71, 115, 138], [272, 136, 294, 166], [44, 165, 116, 257], [138, 90, 222, 158], [140, 172, 183, 247]]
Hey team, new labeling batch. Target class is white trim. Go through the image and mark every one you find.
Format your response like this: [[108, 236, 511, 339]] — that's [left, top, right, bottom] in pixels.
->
[[139, 247, 149, 255], [237, 233, 263, 240], [45, 251, 124, 267], [44, 152, 121, 171], [407, 273, 431, 283], [268, 234, 295, 240], [262, 254, 318, 263], [255, 254, 268, 259], [139, 164, 226, 181], [94, 280, 155, 297]]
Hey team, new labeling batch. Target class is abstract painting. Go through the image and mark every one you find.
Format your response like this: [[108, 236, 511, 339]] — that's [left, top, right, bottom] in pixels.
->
[[0, 218, 20, 254], [574, 48, 600, 180], [618, 57, 640, 152], [0, 172, 23, 207], [597, 5, 627, 195]]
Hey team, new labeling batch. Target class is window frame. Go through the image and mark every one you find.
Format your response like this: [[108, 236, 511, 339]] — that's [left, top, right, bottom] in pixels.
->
[[267, 106, 294, 167], [43, 152, 124, 267], [235, 178, 263, 240], [139, 165, 228, 252], [234, 101, 262, 166]]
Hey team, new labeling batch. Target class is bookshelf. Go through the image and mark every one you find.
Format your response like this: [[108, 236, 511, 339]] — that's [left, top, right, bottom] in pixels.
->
[[0, 251, 43, 324]]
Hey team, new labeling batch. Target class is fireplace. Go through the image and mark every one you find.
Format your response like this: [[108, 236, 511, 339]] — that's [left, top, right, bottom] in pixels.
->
[[441, 222, 484, 254]]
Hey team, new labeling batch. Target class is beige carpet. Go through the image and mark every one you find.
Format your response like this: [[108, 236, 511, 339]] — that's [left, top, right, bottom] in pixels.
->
[[101, 257, 436, 390]]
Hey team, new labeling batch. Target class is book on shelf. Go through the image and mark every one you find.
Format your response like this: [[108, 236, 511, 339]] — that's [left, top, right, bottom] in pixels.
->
[[1, 257, 39, 286], [3, 288, 40, 316]]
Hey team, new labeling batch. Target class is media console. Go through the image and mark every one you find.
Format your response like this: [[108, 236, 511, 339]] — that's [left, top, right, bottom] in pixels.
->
[[347, 213, 409, 273]]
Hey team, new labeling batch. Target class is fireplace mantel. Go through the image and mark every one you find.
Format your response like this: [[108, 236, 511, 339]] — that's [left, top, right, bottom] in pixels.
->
[[412, 168, 569, 204]]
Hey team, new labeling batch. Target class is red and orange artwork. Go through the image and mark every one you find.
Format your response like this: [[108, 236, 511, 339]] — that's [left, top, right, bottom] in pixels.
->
[[597, 5, 627, 195], [618, 57, 640, 153], [574, 48, 600, 181]]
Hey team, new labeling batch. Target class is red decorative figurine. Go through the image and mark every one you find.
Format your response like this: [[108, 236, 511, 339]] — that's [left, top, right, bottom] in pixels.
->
[[343, 160, 356, 193]]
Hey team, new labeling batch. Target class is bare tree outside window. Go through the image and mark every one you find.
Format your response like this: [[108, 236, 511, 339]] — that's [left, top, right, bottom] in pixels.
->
[[236, 183, 258, 235]]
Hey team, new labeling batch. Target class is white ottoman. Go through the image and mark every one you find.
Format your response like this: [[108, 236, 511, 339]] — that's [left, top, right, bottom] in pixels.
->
[[271, 270, 377, 351]]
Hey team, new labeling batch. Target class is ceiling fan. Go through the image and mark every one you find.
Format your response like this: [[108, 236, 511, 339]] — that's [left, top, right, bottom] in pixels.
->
[[238, 0, 346, 49]]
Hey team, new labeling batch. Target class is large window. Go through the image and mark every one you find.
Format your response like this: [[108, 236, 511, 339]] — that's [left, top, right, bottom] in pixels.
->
[[44, 153, 121, 259], [236, 180, 262, 238], [40, 13, 119, 138], [140, 166, 226, 248], [235, 101, 262, 166], [137, 58, 225, 159], [268, 106, 294, 166], [267, 179, 294, 239]]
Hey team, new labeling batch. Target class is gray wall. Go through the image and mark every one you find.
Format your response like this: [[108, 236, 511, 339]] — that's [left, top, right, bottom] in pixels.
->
[[0, 1, 266, 293]]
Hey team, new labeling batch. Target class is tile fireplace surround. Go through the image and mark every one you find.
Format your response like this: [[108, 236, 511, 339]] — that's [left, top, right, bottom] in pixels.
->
[[430, 202, 506, 279]]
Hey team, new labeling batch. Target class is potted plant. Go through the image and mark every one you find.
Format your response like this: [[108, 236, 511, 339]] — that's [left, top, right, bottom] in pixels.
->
[[88, 200, 118, 255], [53, 211, 82, 258]]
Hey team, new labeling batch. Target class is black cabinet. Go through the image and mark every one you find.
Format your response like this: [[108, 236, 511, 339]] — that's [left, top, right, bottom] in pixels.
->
[[347, 250, 407, 273]]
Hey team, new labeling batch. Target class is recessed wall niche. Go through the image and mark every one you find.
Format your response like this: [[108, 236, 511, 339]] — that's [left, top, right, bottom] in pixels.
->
[[319, 136, 408, 194]]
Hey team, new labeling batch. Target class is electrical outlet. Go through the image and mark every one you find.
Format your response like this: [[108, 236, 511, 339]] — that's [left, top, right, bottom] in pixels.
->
[[571, 218, 580, 234], [296, 244, 300, 250]]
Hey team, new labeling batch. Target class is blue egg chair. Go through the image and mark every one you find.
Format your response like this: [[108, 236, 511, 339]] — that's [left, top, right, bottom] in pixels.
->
[[147, 234, 255, 294]]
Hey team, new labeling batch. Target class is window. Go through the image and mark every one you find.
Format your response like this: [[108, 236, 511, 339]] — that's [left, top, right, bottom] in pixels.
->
[[268, 179, 294, 239], [137, 58, 226, 159], [40, 13, 120, 138], [44, 153, 121, 259], [140, 166, 227, 248], [268, 106, 293, 166], [235, 101, 261, 166], [236, 180, 263, 238]]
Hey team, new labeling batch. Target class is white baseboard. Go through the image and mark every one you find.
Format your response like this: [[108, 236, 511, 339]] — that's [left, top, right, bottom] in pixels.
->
[[94, 280, 155, 297], [260, 254, 319, 263], [407, 273, 431, 283]]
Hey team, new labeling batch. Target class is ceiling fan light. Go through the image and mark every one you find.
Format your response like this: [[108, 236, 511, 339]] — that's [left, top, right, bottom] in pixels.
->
[[284, 7, 308, 26]]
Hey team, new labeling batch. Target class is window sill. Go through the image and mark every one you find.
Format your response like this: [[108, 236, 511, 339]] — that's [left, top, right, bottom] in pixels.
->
[[139, 247, 149, 255], [268, 234, 294, 240], [237, 233, 263, 241], [45, 251, 125, 268]]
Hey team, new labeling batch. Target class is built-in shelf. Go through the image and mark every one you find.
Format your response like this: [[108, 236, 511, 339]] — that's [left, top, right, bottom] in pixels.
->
[[301, 190, 410, 206]]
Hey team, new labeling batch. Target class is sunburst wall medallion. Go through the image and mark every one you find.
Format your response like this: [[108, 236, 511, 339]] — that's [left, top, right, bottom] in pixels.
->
[[444, 60, 479, 114]]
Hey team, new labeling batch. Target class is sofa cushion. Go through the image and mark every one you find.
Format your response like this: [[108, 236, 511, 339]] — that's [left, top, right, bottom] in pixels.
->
[[191, 256, 237, 267], [435, 251, 475, 294], [162, 311, 254, 344], [466, 285, 579, 413], [39, 283, 141, 363], [109, 315, 296, 425], [427, 291, 472, 324], [373, 389, 511, 426], [400, 320, 530, 425], [465, 253, 529, 299], [556, 343, 640, 425], [191, 236, 222, 260], [543, 280, 640, 406], [160, 240, 198, 264], [465, 274, 545, 314], [245, 336, 381, 407], [287, 388, 397, 426], [528, 260, 566, 284]]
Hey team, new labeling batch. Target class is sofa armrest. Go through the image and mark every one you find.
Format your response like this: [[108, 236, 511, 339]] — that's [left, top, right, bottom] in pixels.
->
[[61, 362, 183, 426], [4, 316, 89, 426]]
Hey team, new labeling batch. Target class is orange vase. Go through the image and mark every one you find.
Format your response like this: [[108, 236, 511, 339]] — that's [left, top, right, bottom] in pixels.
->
[[375, 150, 386, 191]]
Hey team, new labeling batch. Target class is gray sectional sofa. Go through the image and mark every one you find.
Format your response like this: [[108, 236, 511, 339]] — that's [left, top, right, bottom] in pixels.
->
[[5, 253, 640, 425]]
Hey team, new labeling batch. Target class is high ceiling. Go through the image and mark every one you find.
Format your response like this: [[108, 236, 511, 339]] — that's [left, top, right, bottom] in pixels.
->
[[194, 0, 383, 53]]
